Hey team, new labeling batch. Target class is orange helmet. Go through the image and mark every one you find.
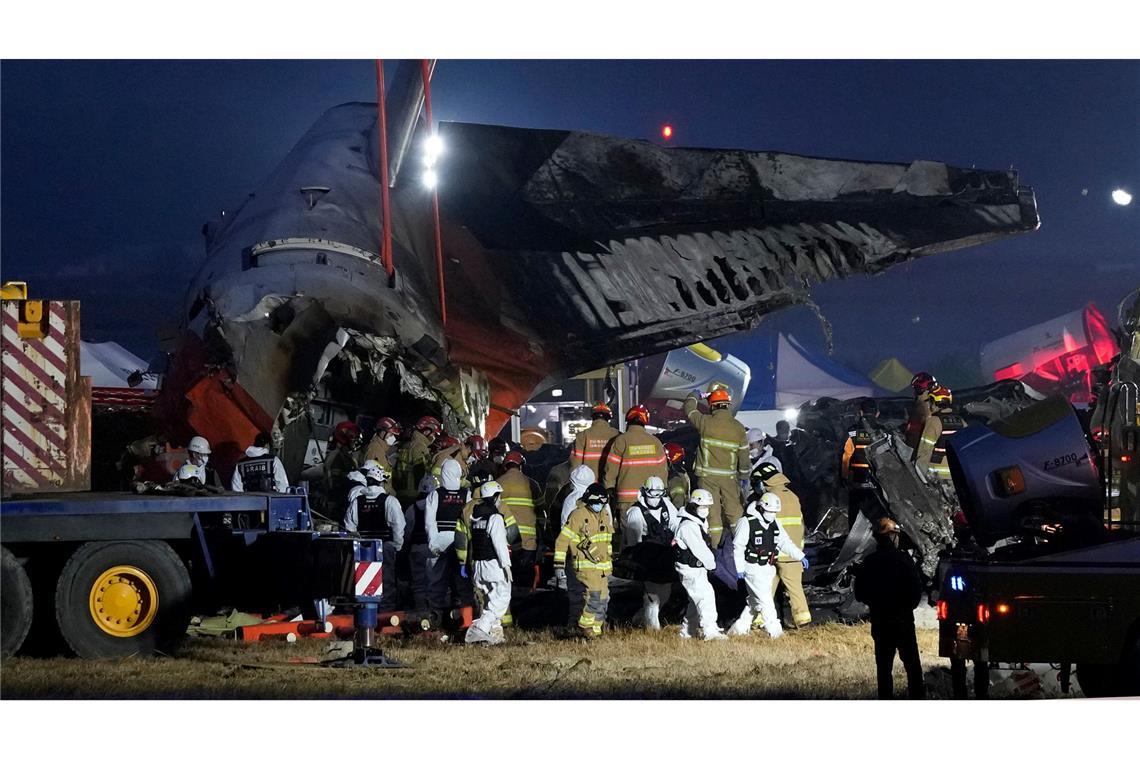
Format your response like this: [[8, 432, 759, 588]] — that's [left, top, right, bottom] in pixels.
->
[[875, 517, 901, 535], [664, 442, 685, 466], [708, 388, 731, 406], [591, 403, 612, 419], [625, 405, 650, 425]]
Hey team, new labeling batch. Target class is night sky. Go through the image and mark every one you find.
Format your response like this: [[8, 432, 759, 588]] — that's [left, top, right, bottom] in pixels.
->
[[2, 60, 1136, 382]]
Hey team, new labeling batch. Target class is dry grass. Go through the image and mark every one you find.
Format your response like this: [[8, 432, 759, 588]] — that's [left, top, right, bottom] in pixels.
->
[[0, 623, 962, 699]]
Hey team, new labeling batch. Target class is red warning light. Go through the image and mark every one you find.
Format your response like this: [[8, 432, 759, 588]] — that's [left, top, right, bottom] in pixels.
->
[[661, 124, 673, 140]]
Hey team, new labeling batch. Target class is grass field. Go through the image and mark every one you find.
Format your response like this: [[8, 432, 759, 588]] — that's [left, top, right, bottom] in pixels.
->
[[1, 623, 984, 699]]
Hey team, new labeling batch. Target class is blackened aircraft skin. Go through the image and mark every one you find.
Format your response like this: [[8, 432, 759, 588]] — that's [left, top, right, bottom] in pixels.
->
[[175, 99, 1039, 471]]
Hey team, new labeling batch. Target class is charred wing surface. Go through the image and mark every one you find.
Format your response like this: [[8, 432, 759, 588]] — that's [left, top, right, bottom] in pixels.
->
[[439, 122, 1040, 392]]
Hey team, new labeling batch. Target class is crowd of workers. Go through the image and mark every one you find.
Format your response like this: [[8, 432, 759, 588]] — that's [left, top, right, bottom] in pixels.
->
[[154, 371, 962, 697]]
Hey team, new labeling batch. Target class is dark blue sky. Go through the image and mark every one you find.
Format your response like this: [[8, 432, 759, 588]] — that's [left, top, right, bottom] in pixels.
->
[[2, 60, 1137, 379]]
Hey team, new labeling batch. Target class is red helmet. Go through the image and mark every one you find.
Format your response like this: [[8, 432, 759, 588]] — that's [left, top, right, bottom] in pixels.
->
[[664, 442, 685, 466], [333, 420, 362, 447], [591, 403, 612, 419], [376, 417, 402, 437], [708, 388, 731, 407], [503, 450, 526, 468], [415, 415, 443, 436], [910, 372, 937, 395], [435, 435, 459, 452], [625, 405, 650, 425], [465, 435, 487, 458]]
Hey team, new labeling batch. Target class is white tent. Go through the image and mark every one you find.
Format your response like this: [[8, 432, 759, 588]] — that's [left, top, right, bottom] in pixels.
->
[[80, 342, 158, 389]]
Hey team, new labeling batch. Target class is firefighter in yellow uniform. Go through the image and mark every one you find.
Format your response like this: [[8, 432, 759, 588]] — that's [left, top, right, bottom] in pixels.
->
[[913, 385, 965, 481], [664, 442, 690, 507], [553, 483, 614, 637], [683, 388, 750, 548], [431, 437, 471, 484], [603, 405, 668, 522], [395, 416, 440, 503], [569, 403, 619, 481], [752, 462, 812, 628], [455, 469, 520, 625]]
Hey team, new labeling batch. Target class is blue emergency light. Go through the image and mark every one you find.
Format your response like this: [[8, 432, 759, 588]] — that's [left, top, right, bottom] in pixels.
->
[[950, 575, 966, 592]]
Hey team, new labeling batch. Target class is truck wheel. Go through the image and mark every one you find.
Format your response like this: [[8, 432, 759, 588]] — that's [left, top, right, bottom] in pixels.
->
[[1, 547, 34, 658], [950, 657, 968, 699], [55, 541, 191, 659]]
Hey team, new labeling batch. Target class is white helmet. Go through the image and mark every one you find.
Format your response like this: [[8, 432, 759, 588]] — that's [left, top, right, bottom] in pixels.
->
[[569, 464, 595, 489], [361, 460, 387, 483], [418, 474, 438, 494], [689, 489, 714, 508], [480, 480, 504, 500], [759, 492, 782, 514], [641, 475, 666, 506], [746, 428, 765, 445], [177, 463, 204, 484], [187, 436, 211, 455], [347, 470, 368, 487]]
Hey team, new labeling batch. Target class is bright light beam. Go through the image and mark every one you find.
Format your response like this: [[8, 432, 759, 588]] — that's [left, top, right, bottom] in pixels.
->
[[1112, 188, 1133, 206], [422, 169, 438, 189]]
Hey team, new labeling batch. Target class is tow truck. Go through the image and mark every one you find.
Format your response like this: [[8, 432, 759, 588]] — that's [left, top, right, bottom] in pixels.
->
[[936, 293, 1140, 698], [1, 285, 462, 661]]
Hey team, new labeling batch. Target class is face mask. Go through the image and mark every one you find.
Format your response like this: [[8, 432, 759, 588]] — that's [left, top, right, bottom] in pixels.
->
[[697, 506, 710, 520], [385, 434, 397, 446], [588, 501, 604, 513], [467, 455, 477, 465], [493, 455, 504, 464], [646, 494, 662, 507]]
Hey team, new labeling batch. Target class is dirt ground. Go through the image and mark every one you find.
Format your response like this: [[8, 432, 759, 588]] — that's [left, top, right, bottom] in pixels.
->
[[2, 623, 987, 700]]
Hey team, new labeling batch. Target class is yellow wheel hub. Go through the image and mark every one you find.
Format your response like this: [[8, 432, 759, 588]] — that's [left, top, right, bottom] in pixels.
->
[[88, 565, 158, 637]]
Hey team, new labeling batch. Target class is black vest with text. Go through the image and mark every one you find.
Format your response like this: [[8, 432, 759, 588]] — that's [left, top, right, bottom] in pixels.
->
[[673, 518, 710, 568], [436, 488, 469, 532], [469, 500, 499, 562], [357, 492, 392, 540], [237, 454, 275, 492], [744, 516, 779, 565], [639, 503, 674, 545]]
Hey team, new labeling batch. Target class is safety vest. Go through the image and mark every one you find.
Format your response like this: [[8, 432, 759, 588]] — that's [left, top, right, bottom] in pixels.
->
[[435, 487, 468, 532], [638, 503, 674, 545], [929, 413, 965, 478], [357, 493, 392, 540], [743, 516, 779, 565], [236, 454, 275, 492], [408, 505, 428, 544], [847, 429, 874, 487], [469, 501, 500, 562], [673, 520, 710, 568]]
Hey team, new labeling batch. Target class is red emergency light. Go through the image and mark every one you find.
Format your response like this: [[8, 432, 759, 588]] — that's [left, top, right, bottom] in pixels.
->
[[661, 124, 673, 140]]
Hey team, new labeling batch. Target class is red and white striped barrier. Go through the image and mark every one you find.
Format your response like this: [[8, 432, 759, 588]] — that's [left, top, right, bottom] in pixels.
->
[[354, 561, 384, 599]]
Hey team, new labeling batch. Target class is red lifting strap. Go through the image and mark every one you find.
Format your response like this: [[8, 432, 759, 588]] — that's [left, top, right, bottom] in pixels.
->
[[375, 60, 395, 282], [421, 58, 447, 326]]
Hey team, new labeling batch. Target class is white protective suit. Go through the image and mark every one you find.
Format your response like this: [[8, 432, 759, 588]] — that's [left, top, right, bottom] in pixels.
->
[[728, 510, 804, 638], [560, 464, 596, 526], [424, 460, 472, 610], [345, 483, 405, 611], [746, 429, 783, 477], [673, 510, 723, 639], [230, 445, 290, 492], [465, 504, 513, 645], [625, 494, 679, 630]]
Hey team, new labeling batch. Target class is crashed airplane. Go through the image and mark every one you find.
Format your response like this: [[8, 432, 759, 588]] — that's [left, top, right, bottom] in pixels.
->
[[159, 62, 1040, 479]]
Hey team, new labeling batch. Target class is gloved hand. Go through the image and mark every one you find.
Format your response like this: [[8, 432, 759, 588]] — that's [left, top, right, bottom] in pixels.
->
[[736, 572, 744, 581], [739, 479, 750, 495], [505, 568, 513, 585], [459, 564, 469, 579], [554, 567, 567, 590], [801, 557, 810, 570]]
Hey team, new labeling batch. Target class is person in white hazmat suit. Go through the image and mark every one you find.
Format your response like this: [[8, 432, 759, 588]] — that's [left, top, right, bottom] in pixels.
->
[[727, 491, 807, 638], [464, 481, 513, 645], [747, 428, 782, 477], [403, 474, 438, 610], [425, 459, 474, 612], [673, 488, 727, 640], [624, 475, 679, 630], [344, 460, 405, 611], [560, 464, 597, 527]]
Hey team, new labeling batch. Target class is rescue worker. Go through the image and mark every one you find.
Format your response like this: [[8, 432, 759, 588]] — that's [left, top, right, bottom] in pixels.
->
[[402, 473, 436, 610], [603, 404, 667, 522], [323, 421, 362, 518], [498, 450, 541, 573], [683, 388, 750, 549], [912, 385, 965, 481], [464, 481, 513, 646], [395, 415, 440, 503], [904, 372, 937, 450], [231, 432, 290, 493], [853, 517, 926, 699], [842, 398, 883, 527], [362, 417, 401, 469], [542, 454, 572, 536], [488, 437, 509, 477], [553, 483, 614, 638], [747, 427, 782, 476], [464, 435, 487, 468], [664, 441, 690, 506], [431, 435, 469, 482], [184, 435, 223, 487], [674, 489, 725, 640], [624, 475, 679, 630], [425, 459, 473, 613], [344, 460, 405, 612], [728, 491, 807, 638], [753, 461, 812, 629], [175, 463, 206, 487], [569, 403, 619, 481], [455, 468, 522, 630], [560, 464, 597, 527]]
